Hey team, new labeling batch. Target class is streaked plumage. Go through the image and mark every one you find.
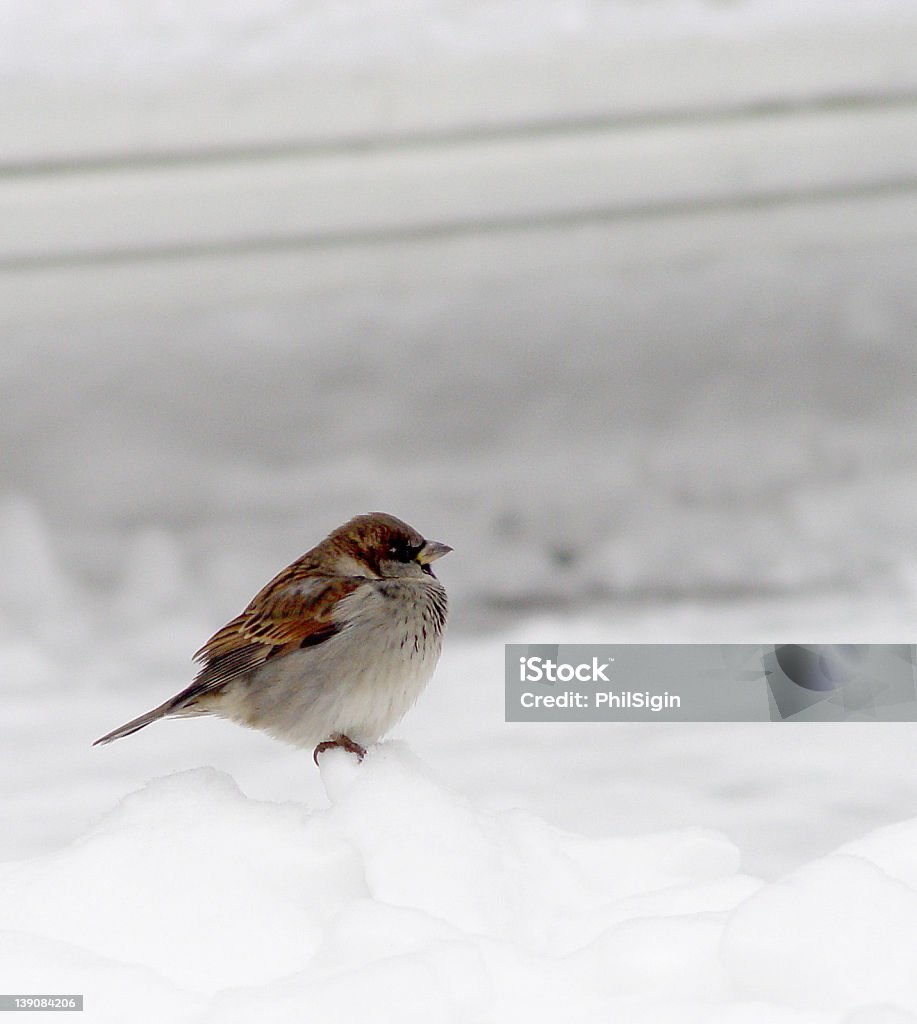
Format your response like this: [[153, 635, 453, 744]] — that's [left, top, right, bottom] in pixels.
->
[[94, 513, 451, 762]]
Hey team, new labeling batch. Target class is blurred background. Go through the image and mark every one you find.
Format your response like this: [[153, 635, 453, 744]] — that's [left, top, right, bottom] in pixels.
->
[[2, 0, 917, 876]]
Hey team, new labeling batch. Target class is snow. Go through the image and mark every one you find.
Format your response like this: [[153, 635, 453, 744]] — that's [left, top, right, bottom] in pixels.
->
[[723, 855, 917, 1014], [3, 745, 917, 1022]]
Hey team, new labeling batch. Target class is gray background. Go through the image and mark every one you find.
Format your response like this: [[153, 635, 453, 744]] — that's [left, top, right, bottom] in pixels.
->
[[3, 4, 917, 636]]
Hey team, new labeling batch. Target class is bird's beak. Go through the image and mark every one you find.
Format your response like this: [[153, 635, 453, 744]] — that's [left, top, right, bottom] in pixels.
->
[[416, 540, 453, 565]]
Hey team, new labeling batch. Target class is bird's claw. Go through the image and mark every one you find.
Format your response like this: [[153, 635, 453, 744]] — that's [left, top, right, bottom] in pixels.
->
[[313, 734, 366, 766]]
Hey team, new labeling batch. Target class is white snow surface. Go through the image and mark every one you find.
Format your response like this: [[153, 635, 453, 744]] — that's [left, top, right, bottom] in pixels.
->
[[3, 494, 916, 1020], [3, 481, 917, 1022], [3, 744, 917, 1023]]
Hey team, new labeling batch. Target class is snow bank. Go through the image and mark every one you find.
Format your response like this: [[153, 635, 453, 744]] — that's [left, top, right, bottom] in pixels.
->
[[1, 745, 916, 1021]]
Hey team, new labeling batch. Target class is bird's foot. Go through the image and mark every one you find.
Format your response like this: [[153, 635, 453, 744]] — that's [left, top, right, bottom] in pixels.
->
[[313, 734, 366, 766]]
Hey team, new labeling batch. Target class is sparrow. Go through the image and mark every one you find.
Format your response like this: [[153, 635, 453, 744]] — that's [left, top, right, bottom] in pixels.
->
[[94, 513, 451, 763]]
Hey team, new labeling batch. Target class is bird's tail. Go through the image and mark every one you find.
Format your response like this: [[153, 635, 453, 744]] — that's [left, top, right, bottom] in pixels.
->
[[93, 697, 184, 746]]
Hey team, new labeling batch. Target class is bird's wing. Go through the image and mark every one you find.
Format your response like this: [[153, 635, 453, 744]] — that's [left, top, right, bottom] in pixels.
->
[[173, 575, 364, 706]]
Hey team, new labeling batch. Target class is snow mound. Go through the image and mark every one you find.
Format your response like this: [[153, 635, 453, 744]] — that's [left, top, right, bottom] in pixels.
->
[[1, 745, 916, 1022]]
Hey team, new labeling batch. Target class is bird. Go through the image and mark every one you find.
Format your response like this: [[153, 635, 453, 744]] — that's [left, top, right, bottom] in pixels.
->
[[94, 513, 451, 763]]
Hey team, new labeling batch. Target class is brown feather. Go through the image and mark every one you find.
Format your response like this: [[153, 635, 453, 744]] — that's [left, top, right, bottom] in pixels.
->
[[195, 576, 360, 659], [169, 574, 363, 708]]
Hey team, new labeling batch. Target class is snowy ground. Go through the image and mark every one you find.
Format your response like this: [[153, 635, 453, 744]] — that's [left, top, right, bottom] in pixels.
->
[[4, 499, 917, 1020], [5, 741, 917, 1023]]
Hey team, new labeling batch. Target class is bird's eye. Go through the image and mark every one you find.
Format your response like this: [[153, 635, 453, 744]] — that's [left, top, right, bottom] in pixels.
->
[[386, 539, 421, 562]]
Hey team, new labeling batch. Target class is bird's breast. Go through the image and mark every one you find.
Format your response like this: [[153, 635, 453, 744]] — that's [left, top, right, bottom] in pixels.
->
[[224, 576, 447, 749]]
